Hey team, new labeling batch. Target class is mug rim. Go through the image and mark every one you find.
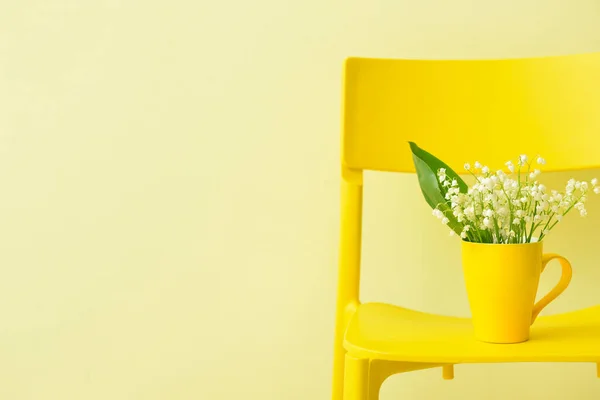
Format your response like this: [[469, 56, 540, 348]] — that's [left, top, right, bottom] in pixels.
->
[[461, 239, 543, 247]]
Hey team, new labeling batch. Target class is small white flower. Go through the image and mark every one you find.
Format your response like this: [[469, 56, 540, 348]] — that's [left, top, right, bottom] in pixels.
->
[[442, 217, 449, 225], [595, 187, 600, 194], [452, 179, 458, 187], [509, 230, 516, 238], [464, 163, 471, 171], [505, 161, 515, 173], [592, 178, 598, 186], [542, 229, 549, 235], [482, 178, 494, 190], [483, 217, 492, 228], [483, 209, 494, 218], [438, 168, 447, 183], [474, 161, 482, 169], [556, 214, 563, 221], [482, 166, 490, 174], [432, 209, 444, 219], [580, 209, 588, 217], [460, 231, 467, 239], [538, 184, 546, 192], [513, 218, 521, 225], [449, 230, 456, 236], [566, 183, 575, 194], [519, 154, 528, 165], [537, 157, 546, 165], [463, 225, 471, 232]]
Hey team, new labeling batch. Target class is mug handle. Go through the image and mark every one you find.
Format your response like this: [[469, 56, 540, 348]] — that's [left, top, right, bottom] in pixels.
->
[[531, 254, 572, 324]]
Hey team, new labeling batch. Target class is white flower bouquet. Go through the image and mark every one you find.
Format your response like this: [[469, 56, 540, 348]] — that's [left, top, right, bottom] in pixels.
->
[[409, 142, 599, 244]]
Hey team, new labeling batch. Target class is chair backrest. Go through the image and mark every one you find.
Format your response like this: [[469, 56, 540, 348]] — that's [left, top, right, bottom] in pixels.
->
[[343, 53, 600, 173], [334, 52, 600, 325]]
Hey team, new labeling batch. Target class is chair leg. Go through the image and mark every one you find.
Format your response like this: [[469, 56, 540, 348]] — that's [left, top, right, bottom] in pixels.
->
[[332, 345, 346, 400], [442, 364, 454, 380], [343, 354, 369, 400], [368, 369, 383, 400], [368, 360, 445, 399]]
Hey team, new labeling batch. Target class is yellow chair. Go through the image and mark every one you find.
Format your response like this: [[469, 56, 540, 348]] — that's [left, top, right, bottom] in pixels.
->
[[332, 53, 600, 400]]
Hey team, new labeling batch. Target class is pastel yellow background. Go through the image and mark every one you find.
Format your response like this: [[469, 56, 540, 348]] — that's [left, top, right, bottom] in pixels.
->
[[1, 0, 600, 399]]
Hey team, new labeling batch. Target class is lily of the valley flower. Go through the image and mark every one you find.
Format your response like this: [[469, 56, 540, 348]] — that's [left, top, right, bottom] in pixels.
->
[[436, 155, 599, 244]]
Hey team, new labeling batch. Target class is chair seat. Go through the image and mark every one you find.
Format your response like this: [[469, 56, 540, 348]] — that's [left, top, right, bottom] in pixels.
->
[[344, 302, 600, 363]]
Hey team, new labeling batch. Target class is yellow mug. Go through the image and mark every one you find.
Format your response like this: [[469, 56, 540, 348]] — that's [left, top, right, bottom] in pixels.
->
[[461, 241, 572, 343]]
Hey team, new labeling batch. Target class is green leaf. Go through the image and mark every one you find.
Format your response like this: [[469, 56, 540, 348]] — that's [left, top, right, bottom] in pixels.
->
[[409, 142, 467, 235], [408, 142, 468, 193], [410, 153, 446, 209]]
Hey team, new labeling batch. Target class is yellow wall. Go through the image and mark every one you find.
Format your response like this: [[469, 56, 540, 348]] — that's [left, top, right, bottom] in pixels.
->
[[2, 1, 600, 399]]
